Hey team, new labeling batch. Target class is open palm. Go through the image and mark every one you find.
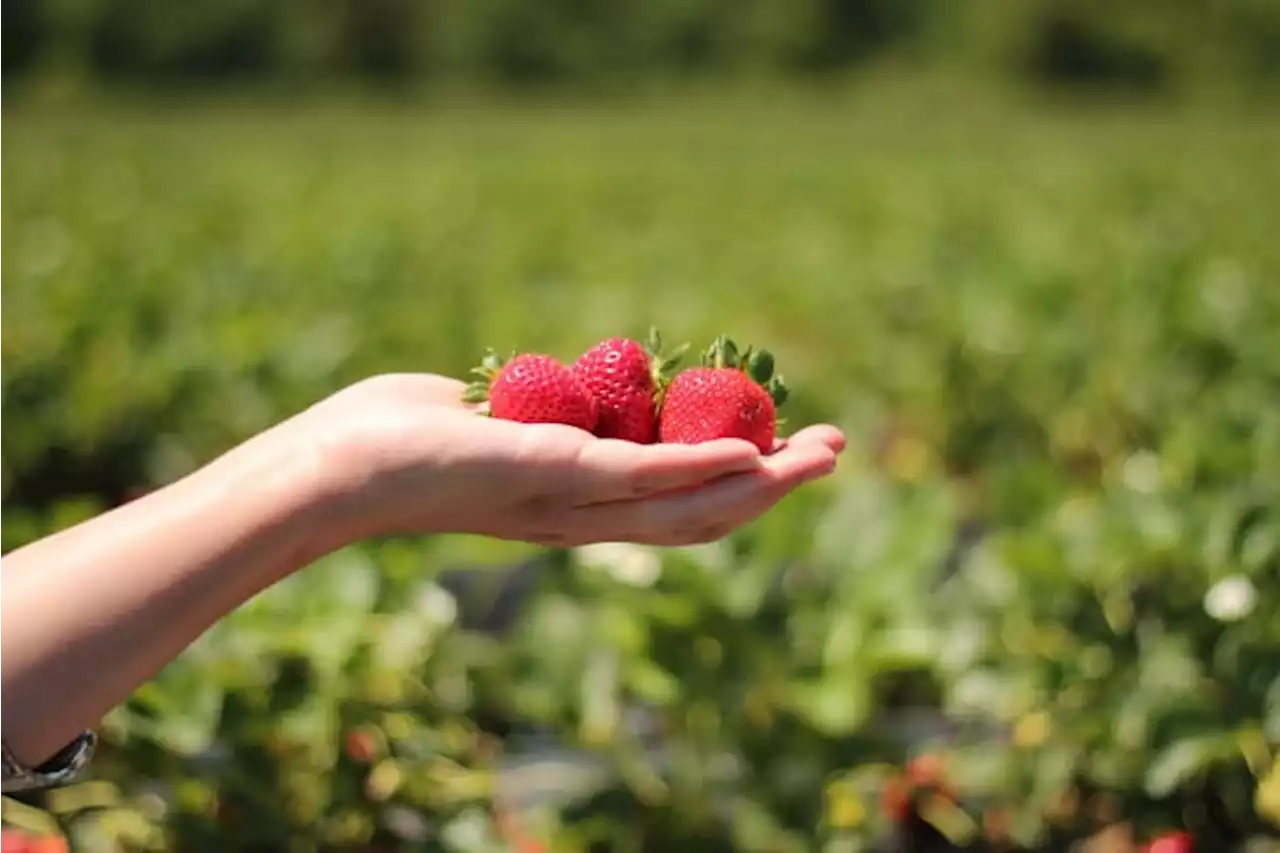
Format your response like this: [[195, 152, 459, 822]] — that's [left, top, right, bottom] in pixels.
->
[[299, 373, 846, 547]]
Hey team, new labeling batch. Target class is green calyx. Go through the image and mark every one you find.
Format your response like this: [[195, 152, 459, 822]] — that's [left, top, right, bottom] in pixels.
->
[[645, 326, 690, 406], [461, 348, 513, 409], [700, 334, 789, 408]]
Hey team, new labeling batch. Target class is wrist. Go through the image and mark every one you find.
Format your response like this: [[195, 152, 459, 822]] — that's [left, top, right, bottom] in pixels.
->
[[195, 423, 359, 577]]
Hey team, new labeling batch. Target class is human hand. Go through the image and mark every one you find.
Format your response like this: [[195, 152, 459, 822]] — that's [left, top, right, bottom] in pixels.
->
[[0, 370, 844, 762], [290, 373, 845, 548]]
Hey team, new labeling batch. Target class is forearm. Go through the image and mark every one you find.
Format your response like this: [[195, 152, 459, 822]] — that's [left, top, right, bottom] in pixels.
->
[[0, 426, 344, 767]]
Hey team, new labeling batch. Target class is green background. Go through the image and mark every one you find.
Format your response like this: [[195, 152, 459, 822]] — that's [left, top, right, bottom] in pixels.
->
[[3, 1, 1280, 850]]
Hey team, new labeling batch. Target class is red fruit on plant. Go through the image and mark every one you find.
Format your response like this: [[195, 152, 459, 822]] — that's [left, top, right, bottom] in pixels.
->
[[983, 807, 1012, 845], [906, 753, 957, 800], [658, 335, 788, 454], [1146, 831, 1194, 853], [880, 775, 913, 823], [572, 329, 687, 443], [879, 753, 959, 825], [464, 351, 597, 432], [24, 829, 69, 850], [495, 803, 550, 853], [1, 831, 34, 853], [344, 728, 379, 765], [906, 754, 944, 786]]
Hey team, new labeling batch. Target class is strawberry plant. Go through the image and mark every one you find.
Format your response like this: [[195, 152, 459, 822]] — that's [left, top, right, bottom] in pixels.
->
[[4, 87, 1280, 853]]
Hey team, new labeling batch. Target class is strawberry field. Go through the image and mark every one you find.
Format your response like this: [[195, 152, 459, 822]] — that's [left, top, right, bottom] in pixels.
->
[[4, 82, 1280, 852]]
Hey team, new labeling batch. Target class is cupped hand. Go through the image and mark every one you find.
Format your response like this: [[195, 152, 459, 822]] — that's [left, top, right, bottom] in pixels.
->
[[295, 373, 845, 548]]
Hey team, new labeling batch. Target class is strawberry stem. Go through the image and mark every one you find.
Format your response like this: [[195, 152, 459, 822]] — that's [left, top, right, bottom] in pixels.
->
[[699, 334, 789, 408], [461, 348, 511, 405], [645, 326, 689, 408], [461, 384, 490, 404], [646, 326, 663, 357], [765, 375, 788, 407], [703, 334, 742, 369]]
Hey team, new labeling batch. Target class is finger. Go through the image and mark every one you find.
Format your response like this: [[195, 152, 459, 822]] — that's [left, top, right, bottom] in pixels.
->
[[633, 443, 837, 544], [785, 423, 847, 454], [571, 438, 763, 506], [356, 372, 487, 412], [371, 372, 469, 399], [569, 439, 837, 544]]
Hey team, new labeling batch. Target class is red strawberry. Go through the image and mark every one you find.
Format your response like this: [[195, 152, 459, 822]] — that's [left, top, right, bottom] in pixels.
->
[[1146, 831, 1194, 853], [658, 335, 788, 454], [494, 802, 551, 853], [24, 835, 68, 850], [344, 728, 379, 765], [879, 753, 959, 825], [464, 351, 598, 431], [880, 775, 913, 823], [572, 328, 687, 443], [2, 831, 35, 853], [906, 753, 955, 799]]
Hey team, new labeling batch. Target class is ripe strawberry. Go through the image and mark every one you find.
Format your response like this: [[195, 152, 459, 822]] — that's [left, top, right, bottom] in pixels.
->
[[880, 775, 913, 823], [463, 351, 598, 432], [905, 753, 955, 799], [0, 829, 28, 850], [658, 334, 788, 453], [879, 753, 958, 825], [0, 833, 68, 853], [24, 835, 69, 850], [344, 727, 380, 765], [1145, 831, 1194, 853], [572, 328, 687, 443]]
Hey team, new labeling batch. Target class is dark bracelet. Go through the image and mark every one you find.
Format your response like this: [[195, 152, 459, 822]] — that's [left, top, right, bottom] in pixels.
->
[[1, 731, 97, 794]]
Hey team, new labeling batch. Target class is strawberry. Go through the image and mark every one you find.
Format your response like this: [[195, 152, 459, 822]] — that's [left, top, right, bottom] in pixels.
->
[[572, 328, 687, 444], [1145, 831, 1194, 853], [879, 753, 959, 825], [463, 351, 597, 432], [0, 833, 68, 853], [880, 775, 913, 823], [905, 753, 955, 799], [343, 727, 380, 765], [658, 334, 788, 453], [24, 835, 68, 850], [1, 832, 35, 853]]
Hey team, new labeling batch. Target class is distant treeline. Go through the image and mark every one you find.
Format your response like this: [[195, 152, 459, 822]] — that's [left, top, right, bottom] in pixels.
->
[[3, 0, 1279, 93]]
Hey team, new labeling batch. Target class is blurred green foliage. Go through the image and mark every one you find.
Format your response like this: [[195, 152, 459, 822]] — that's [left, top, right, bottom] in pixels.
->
[[4, 0, 1280, 97], [3, 81, 1280, 851]]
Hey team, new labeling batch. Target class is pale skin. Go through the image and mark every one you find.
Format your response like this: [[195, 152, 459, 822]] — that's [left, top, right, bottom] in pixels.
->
[[0, 373, 845, 768]]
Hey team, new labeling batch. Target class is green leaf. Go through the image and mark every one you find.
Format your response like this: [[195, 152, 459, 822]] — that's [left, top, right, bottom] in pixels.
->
[[627, 659, 682, 705], [746, 347, 775, 383], [461, 382, 490, 403], [787, 676, 871, 735], [1144, 734, 1234, 797], [767, 375, 789, 407], [704, 334, 742, 369], [720, 336, 740, 368], [646, 325, 662, 355]]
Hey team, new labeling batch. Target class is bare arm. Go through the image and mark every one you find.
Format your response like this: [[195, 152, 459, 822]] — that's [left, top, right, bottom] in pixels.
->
[[0, 429, 334, 768], [0, 373, 844, 775]]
